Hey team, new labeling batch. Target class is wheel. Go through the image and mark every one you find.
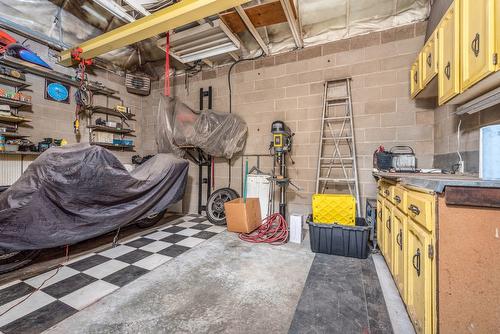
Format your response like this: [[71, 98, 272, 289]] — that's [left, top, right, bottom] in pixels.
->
[[206, 187, 239, 225], [135, 209, 167, 228], [0, 249, 40, 274]]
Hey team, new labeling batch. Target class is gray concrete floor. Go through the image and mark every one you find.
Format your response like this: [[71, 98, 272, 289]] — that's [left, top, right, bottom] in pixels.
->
[[45, 232, 315, 334], [43, 230, 410, 334]]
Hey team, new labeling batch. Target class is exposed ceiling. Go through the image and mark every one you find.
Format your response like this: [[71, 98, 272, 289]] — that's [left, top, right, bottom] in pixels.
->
[[0, 0, 430, 76]]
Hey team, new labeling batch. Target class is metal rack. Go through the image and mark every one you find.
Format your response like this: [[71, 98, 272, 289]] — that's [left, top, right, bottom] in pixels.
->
[[86, 102, 136, 152], [180, 146, 212, 215], [0, 71, 32, 145]]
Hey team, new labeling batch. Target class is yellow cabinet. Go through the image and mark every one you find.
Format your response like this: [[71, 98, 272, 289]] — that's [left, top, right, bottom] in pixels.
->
[[496, 0, 500, 71], [382, 200, 393, 271], [460, 0, 496, 90], [407, 221, 434, 334], [421, 31, 438, 86], [406, 191, 435, 232], [393, 186, 407, 213], [410, 58, 422, 98], [377, 197, 384, 254], [438, 1, 460, 105], [392, 208, 407, 302]]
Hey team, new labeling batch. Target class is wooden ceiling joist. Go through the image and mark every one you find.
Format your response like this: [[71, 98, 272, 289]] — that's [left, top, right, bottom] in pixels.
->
[[220, 0, 297, 34]]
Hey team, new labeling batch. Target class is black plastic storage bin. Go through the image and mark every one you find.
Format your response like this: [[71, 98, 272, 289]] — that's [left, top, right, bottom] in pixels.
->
[[307, 217, 370, 259]]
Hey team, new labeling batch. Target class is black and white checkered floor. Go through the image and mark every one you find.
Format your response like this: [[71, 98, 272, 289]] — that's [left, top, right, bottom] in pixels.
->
[[0, 214, 225, 334]]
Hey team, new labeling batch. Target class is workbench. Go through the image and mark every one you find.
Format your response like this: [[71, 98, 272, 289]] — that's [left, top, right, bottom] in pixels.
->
[[374, 171, 500, 334]]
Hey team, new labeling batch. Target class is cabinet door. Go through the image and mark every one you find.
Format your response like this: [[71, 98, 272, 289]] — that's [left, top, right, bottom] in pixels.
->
[[410, 58, 422, 98], [392, 209, 407, 302], [383, 201, 393, 271], [376, 197, 384, 253], [496, 0, 500, 71], [438, 2, 460, 105], [407, 221, 433, 334], [461, 0, 496, 90], [421, 31, 438, 86]]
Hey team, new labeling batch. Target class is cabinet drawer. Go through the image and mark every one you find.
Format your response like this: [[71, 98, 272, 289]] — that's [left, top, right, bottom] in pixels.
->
[[438, 1, 460, 105], [393, 186, 407, 213], [460, 0, 496, 90], [421, 31, 438, 86], [406, 191, 435, 232], [379, 181, 392, 199]]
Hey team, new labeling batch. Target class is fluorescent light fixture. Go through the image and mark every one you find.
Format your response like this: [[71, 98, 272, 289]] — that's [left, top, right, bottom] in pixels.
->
[[456, 87, 500, 115], [157, 19, 240, 63], [93, 0, 135, 23], [123, 0, 151, 17]]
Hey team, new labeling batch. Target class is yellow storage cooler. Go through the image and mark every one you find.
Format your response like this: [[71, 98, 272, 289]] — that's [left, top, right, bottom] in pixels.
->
[[312, 194, 356, 226]]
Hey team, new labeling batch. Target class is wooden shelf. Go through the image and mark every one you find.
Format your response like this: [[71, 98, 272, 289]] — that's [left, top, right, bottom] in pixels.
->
[[0, 150, 40, 156], [0, 114, 30, 123], [87, 125, 135, 135], [1, 132, 29, 139], [87, 106, 135, 120], [0, 55, 117, 96], [0, 96, 31, 108], [91, 142, 135, 150], [0, 74, 31, 89]]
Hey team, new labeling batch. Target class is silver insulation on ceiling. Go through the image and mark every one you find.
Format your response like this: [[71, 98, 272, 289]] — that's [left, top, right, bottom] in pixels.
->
[[0, 0, 430, 69]]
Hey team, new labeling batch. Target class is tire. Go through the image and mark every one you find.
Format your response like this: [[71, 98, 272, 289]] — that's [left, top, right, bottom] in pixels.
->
[[0, 249, 40, 274], [135, 209, 167, 228], [206, 187, 239, 225]]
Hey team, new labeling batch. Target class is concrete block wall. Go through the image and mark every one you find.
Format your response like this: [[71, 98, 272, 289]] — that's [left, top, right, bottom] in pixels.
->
[[433, 104, 500, 173], [4, 32, 145, 164], [143, 22, 433, 216]]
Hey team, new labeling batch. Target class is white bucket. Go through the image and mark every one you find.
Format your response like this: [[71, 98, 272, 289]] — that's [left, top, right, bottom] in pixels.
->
[[480, 124, 500, 180]]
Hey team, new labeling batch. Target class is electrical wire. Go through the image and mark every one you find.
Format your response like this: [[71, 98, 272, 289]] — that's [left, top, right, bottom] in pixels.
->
[[0, 245, 70, 317], [239, 213, 288, 245], [227, 51, 264, 114]]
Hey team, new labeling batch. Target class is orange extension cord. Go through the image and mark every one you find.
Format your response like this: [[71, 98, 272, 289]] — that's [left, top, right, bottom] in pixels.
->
[[239, 213, 289, 245]]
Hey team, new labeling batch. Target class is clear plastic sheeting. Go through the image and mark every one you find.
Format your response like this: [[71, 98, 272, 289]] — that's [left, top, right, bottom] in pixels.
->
[[0, 144, 189, 251], [156, 96, 248, 159]]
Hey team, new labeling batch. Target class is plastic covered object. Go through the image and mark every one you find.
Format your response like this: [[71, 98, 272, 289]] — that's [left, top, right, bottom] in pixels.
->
[[0, 144, 189, 251], [156, 96, 247, 159]]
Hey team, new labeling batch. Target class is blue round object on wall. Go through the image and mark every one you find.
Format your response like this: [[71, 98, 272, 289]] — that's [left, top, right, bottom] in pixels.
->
[[47, 82, 69, 102]]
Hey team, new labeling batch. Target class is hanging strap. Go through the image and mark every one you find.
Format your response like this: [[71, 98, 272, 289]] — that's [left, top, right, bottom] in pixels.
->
[[164, 31, 170, 97]]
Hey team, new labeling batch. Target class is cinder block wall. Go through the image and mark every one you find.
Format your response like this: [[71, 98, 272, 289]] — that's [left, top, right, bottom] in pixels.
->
[[143, 22, 434, 215], [434, 104, 500, 173], [5, 32, 144, 164]]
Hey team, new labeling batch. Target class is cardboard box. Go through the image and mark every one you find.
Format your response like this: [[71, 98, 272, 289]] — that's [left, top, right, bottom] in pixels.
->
[[224, 198, 262, 233]]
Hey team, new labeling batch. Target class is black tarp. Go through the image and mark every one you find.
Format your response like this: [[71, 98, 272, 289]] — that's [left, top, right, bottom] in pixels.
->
[[0, 144, 189, 251]]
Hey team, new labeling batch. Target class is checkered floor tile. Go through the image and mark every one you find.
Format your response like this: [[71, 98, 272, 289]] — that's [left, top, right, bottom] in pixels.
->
[[0, 215, 224, 334]]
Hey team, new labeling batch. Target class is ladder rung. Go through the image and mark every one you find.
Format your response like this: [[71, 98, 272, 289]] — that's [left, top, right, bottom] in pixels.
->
[[322, 136, 352, 140], [323, 116, 350, 121], [326, 96, 349, 101], [320, 157, 354, 160], [318, 178, 356, 182], [326, 102, 347, 106]]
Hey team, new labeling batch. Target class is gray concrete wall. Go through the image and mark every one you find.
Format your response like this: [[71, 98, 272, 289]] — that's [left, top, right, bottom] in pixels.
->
[[142, 22, 433, 215]]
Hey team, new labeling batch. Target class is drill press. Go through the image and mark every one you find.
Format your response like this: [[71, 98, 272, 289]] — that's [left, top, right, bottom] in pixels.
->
[[270, 121, 293, 218]]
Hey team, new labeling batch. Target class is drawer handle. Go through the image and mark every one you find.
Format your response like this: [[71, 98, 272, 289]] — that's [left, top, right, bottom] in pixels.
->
[[412, 248, 421, 277], [471, 33, 480, 57], [386, 218, 391, 232], [394, 195, 401, 204], [413, 71, 418, 83], [378, 210, 382, 219], [426, 53, 432, 67], [384, 189, 390, 196], [444, 62, 451, 79], [397, 229, 403, 250], [408, 204, 421, 216]]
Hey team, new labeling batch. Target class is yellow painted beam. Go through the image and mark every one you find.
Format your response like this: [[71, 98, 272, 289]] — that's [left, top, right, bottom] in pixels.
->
[[59, 0, 251, 66]]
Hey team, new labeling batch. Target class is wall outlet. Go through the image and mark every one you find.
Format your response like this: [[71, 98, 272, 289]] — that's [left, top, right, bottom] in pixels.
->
[[458, 160, 465, 174]]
